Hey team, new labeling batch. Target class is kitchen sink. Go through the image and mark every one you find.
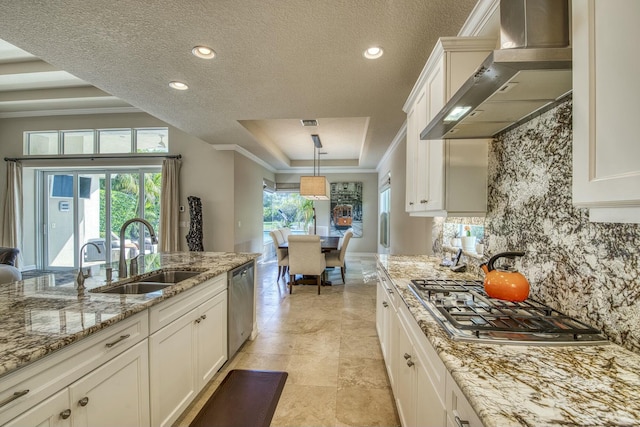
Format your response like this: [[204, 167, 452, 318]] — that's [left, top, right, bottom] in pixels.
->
[[97, 283, 173, 294], [136, 270, 202, 284], [91, 270, 203, 294]]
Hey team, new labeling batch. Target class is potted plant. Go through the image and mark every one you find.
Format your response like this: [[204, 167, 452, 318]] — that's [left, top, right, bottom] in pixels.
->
[[461, 225, 476, 251]]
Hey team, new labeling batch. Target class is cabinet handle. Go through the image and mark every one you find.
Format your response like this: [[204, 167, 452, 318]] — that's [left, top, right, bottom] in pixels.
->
[[403, 353, 411, 360], [382, 301, 388, 307], [195, 318, 202, 324], [409, 202, 414, 205], [454, 415, 470, 427], [105, 334, 130, 348], [78, 397, 89, 407], [0, 389, 29, 408], [406, 359, 415, 367], [200, 314, 207, 321], [60, 409, 72, 420], [420, 199, 428, 203]]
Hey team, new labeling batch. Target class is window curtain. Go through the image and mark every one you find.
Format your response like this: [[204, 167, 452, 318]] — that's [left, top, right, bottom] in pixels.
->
[[2, 161, 23, 267], [159, 158, 181, 251]]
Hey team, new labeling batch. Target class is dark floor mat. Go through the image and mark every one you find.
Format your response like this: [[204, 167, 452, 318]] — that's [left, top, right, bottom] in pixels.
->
[[189, 369, 288, 427]]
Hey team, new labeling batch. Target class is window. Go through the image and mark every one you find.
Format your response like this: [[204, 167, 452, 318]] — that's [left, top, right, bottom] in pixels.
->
[[26, 131, 58, 155], [62, 130, 94, 154], [24, 127, 169, 155], [40, 168, 161, 269], [98, 129, 132, 153]]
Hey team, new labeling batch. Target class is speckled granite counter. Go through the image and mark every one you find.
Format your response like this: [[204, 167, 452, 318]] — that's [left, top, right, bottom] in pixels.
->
[[0, 251, 258, 378], [377, 254, 640, 427]]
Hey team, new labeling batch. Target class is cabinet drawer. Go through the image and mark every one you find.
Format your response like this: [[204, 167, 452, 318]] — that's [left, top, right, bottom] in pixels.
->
[[0, 311, 147, 425], [149, 274, 226, 333]]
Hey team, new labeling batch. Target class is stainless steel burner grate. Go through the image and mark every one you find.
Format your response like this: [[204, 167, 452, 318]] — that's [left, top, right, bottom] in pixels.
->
[[409, 279, 608, 345]]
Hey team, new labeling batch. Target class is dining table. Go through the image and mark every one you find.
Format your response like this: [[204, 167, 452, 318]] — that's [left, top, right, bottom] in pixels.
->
[[278, 236, 341, 285], [277, 236, 340, 252]]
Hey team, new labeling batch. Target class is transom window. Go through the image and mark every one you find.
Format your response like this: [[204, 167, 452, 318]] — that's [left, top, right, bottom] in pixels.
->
[[24, 127, 169, 155]]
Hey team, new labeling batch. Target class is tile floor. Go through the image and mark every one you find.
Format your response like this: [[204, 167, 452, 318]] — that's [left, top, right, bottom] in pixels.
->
[[175, 254, 400, 427]]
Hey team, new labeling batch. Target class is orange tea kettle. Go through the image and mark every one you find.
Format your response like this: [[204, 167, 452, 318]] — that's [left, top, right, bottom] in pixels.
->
[[480, 251, 530, 302]]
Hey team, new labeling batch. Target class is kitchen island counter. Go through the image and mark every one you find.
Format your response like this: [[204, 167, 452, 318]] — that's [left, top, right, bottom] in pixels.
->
[[0, 251, 258, 378], [377, 254, 640, 427]]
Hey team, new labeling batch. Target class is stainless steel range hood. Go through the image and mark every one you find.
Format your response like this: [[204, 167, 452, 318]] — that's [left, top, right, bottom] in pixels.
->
[[421, 0, 572, 140]]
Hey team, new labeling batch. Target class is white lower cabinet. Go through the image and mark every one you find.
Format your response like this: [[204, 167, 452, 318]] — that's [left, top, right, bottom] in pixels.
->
[[393, 303, 446, 427], [376, 262, 482, 427], [149, 275, 228, 427], [68, 340, 150, 427], [5, 340, 149, 427]]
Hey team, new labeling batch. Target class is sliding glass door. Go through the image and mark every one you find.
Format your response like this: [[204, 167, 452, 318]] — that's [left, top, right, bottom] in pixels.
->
[[41, 168, 160, 270]]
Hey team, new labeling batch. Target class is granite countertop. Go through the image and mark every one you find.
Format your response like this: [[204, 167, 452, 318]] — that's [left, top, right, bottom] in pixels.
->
[[377, 254, 640, 427], [0, 251, 258, 378]]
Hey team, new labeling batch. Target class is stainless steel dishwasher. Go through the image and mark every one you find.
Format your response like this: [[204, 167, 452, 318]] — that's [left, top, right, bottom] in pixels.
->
[[228, 261, 255, 357]]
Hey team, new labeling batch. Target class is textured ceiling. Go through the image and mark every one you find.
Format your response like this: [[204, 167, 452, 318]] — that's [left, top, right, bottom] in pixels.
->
[[0, 0, 478, 172]]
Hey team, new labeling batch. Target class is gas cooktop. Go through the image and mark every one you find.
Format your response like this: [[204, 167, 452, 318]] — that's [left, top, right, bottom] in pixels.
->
[[409, 279, 609, 346]]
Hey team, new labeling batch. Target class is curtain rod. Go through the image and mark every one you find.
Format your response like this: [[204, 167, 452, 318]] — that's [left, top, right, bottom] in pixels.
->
[[4, 154, 182, 162]]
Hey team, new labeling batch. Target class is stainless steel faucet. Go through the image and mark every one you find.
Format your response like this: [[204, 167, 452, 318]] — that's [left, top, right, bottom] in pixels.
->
[[77, 242, 101, 292], [118, 218, 158, 279]]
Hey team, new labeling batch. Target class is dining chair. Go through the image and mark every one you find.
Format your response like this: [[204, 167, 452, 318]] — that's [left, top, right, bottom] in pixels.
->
[[269, 230, 288, 282], [287, 235, 326, 295], [324, 230, 353, 284]]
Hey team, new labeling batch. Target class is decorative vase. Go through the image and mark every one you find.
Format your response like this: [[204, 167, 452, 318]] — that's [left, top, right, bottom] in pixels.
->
[[461, 236, 476, 252]]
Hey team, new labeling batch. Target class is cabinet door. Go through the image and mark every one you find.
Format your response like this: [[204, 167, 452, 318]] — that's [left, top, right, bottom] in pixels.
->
[[394, 318, 416, 427], [415, 349, 447, 427], [196, 289, 228, 386], [573, 0, 640, 222], [4, 389, 71, 427], [149, 308, 198, 427], [414, 87, 431, 210], [69, 340, 150, 427], [376, 282, 387, 355], [405, 104, 418, 212]]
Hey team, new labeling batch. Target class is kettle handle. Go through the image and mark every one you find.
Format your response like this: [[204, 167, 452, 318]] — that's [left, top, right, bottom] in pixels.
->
[[487, 251, 525, 272]]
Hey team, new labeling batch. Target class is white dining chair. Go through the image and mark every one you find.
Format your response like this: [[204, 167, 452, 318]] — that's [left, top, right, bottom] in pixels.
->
[[269, 230, 288, 282], [287, 235, 326, 295], [325, 230, 353, 284]]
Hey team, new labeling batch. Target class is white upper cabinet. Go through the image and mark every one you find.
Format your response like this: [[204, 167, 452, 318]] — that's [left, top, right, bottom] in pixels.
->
[[403, 37, 495, 217], [572, 0, 640, 223]]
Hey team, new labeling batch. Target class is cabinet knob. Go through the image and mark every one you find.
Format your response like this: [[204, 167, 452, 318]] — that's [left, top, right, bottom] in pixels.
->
[[78, 396, 89, 407], [382, 301, 388, 307], [406, 359, 415, 367], [200, 314, 207, 321], [409, 202, 414, 205], [403, 353, 411, 360], [60, 409, 72, 420], [454, 415, 470, 427], [420, 199, 428, 203], [195, 318, 202, 324]]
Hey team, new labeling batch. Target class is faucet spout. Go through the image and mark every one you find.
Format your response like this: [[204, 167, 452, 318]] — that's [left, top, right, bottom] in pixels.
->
[[118, 218, 158, 279], [77, 242, 101, 292]]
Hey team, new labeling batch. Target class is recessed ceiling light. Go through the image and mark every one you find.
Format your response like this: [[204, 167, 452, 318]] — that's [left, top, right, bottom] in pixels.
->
[[363, 46, 384, 59], [169, 81, 189, 90], [192, 45, 216, 59]]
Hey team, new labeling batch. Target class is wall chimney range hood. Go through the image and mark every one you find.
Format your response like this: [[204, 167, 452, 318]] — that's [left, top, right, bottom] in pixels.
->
[[421, 0, 572, 140]]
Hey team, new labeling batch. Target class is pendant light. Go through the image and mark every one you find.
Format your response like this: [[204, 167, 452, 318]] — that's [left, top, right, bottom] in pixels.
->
[[300, 134, 329, 200]]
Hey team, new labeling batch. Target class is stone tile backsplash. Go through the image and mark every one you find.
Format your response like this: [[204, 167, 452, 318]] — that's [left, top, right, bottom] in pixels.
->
[[433, 98, 640, 353]]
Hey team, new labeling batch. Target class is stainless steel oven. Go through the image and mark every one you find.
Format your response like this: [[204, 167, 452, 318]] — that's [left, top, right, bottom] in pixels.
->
[[409, 278, 608, 346]]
